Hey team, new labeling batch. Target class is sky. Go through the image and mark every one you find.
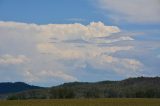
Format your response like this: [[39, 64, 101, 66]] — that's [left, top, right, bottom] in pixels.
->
[[0, 0, 160, 87]]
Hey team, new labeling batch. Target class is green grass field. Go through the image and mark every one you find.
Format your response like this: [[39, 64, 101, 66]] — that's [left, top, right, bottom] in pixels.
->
[[0, 98, 160, 106]]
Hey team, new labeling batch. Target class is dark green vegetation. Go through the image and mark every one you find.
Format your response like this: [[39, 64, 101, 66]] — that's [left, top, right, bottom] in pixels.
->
[[1, 77, 160, 100], [0, 99, 160, 106]]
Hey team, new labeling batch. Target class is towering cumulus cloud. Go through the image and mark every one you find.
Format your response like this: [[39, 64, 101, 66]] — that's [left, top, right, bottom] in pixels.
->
[[0, 21, 143, 86]]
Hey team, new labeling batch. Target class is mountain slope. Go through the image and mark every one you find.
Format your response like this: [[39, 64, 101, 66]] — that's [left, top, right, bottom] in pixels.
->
[[0, 82, 42, 94]]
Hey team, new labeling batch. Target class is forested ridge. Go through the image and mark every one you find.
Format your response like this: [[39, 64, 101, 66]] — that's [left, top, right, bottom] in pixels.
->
[[1, 77, 160, 100]]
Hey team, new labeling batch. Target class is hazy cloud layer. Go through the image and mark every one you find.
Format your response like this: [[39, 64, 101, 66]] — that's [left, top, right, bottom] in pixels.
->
[[97, 0, 160, 23], [0, 55, 29, 65]]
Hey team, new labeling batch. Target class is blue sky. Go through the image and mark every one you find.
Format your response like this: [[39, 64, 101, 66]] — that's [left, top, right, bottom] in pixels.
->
[[0, 0, 100, 24], [0, 0, 160, 86]]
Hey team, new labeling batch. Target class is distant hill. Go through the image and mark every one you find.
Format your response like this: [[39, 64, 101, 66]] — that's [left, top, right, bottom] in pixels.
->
[[3, 77, 160, 100], [0, 82, 42, 94]]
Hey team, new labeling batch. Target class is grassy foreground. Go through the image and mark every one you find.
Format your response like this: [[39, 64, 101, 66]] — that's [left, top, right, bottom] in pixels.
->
[[0, 98, 160, 106]]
